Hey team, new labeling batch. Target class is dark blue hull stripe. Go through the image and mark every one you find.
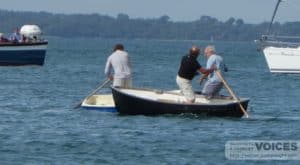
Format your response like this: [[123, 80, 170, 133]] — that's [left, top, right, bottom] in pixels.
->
[[81, 106, 117, 112], [0, 50, 46, 66]]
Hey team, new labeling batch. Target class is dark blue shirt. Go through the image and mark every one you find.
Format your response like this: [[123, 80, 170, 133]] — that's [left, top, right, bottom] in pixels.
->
[[178, 55, 201, 80]]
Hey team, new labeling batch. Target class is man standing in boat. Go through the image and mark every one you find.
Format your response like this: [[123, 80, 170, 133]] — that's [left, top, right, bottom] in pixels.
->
[[202, 45, 227, 98], [176, 46, 215, 103], [104, 44, 132, 88]]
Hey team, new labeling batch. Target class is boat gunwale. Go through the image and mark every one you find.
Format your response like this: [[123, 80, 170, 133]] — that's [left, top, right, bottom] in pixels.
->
[[112, 87, 250, 106]]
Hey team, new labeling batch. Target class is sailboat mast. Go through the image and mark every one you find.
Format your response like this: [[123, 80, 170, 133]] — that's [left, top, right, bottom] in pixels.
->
[[267, 0, 283, 35]]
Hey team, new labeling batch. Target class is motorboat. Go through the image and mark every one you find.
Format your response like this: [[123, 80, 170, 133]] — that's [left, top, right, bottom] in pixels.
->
[[0, 24, 48, 66]]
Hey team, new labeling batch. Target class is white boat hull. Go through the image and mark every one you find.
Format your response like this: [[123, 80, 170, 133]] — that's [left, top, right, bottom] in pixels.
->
[[263, 46, 300, 73], [81, 94, 116, 112]]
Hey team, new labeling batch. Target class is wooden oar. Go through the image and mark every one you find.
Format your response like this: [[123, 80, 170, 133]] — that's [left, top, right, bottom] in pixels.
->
[[74, 78, 111, 109], [215, 70, 249, 118]]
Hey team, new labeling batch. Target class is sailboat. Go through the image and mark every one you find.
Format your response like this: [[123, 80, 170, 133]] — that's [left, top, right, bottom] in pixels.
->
[[255, 0, 300, 73]]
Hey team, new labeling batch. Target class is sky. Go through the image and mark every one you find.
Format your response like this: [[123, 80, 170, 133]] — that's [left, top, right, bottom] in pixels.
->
[[1, 0, 300, 23]]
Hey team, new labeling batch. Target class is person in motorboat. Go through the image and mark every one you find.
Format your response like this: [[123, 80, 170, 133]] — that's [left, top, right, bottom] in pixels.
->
[[9, 29, 21, 43], [0, 33, 9, 42], [176, 46, 215, 103], [201, 45, 228, 99], [104, 44, 132, 88]]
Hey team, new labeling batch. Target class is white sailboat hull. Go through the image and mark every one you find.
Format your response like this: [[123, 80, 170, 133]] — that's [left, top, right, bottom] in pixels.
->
[[263, 46, 300, 73]]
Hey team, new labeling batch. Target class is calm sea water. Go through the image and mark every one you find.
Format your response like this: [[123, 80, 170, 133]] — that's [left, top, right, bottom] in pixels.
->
[[0, 37, 300, 164]]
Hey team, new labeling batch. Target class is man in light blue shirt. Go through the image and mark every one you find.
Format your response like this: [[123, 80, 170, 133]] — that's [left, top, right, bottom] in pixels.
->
[[202, 45, 227, 98]]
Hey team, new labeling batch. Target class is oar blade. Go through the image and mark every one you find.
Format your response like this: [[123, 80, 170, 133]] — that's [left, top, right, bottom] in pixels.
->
[[215, 70, 249, 118]]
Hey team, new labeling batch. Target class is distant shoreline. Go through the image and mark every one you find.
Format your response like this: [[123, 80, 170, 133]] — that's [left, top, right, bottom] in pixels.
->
[[1, 10, 299, 41]]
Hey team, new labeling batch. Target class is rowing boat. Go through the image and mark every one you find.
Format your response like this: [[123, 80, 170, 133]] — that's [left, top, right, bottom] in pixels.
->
[[81, 94, 116, 112], [111, 87, 250, 117]]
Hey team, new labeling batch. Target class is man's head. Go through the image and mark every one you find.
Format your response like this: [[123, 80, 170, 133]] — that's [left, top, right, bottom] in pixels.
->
[[113, 44, 124, 51], [204, 45, 216, 58], [189, 46, 200, 57]]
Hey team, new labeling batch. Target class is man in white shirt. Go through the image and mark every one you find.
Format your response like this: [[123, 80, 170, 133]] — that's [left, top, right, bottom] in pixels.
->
[[202, 45, 227, 98], [104, 44, 132, 88]]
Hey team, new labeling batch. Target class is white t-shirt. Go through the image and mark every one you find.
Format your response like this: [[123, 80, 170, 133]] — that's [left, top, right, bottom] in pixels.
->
[[104, 50, 132, 79]]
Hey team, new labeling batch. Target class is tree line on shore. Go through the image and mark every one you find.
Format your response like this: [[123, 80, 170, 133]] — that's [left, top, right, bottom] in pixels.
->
[[0, 10, 299, 41]]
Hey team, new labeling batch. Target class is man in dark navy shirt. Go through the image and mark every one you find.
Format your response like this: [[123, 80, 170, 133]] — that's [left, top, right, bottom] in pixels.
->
[[176, 46, 214, 103]]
